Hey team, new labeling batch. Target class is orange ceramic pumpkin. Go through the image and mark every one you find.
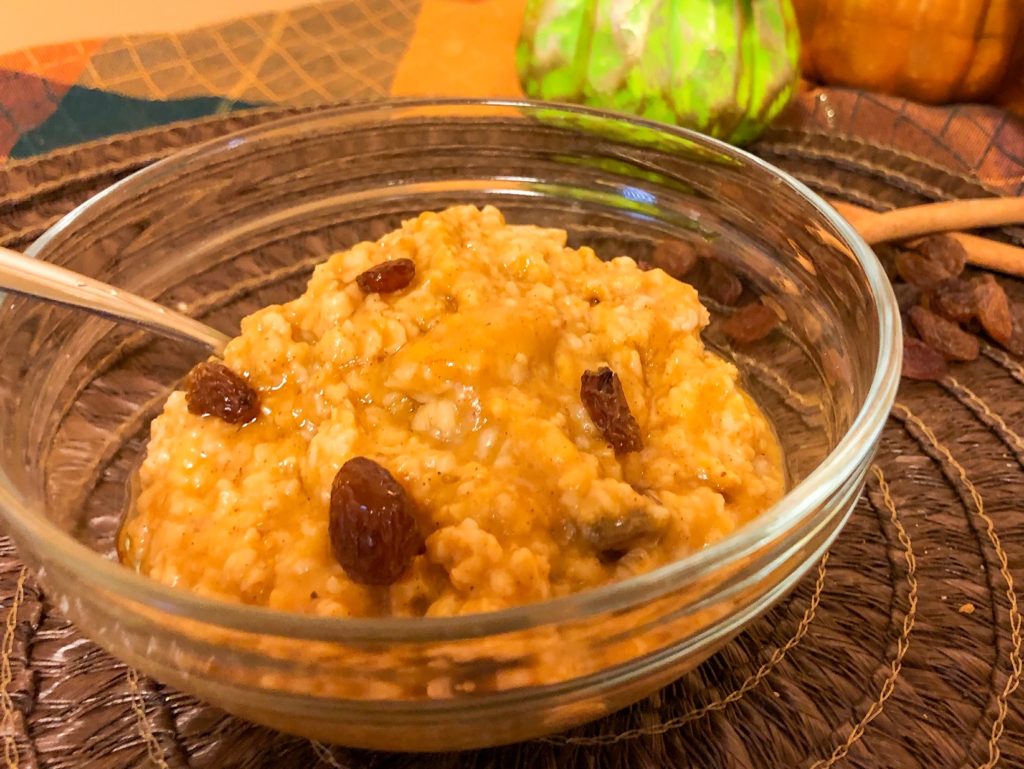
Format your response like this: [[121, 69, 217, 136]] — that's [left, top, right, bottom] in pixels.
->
[[794, 0, 1022, 103], [997, 30, 1024, 117]]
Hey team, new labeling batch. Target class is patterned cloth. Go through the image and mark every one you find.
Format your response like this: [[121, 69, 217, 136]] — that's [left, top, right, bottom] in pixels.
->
[[0, 0, 1022, 195]]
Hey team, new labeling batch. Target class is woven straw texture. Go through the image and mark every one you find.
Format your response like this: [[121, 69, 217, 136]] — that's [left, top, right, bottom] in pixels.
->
[[0, 105, 1022, 768]]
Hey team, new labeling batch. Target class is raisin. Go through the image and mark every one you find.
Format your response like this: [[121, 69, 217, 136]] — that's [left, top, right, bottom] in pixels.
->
[[902, 337, 948, 381], [908, 306, 979, 361], [703, 261, 744, 306], [873, 244, 902, 281], [892, 283, 921, 314], [1004, 303, 1024, 357], [914, 235, 967, 279], [580, 367, 643, 454], [971, 275, 1013, 346], [329, 457, 424, 586], [185, 361, 260, 424], [721, 302, 779, 344], [894, 250, 950, 290], [647, 240, 698, 279], [356, 258, 416, 294], [583, 512, 659, 562], [929, 278, 976, 324]]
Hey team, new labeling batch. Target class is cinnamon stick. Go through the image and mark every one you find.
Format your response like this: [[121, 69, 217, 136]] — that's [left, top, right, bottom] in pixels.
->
[[829, 199, 1024, 278]]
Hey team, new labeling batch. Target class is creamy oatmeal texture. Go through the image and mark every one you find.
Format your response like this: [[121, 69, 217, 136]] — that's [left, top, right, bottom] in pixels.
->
[[120, 206, 784, 617]]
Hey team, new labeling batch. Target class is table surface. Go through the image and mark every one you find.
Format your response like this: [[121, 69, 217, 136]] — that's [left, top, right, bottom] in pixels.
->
[[0, 4, 1023, 768]]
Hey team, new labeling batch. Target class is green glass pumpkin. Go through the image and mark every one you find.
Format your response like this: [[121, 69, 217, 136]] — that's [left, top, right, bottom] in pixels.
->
[[516, 0, 801, 145]]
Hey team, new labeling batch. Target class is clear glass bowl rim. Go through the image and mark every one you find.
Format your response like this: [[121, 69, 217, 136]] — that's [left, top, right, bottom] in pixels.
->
[[1, 98, 902, 643]]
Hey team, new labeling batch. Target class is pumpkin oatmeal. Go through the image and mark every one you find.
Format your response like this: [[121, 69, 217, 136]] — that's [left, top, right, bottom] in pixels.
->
[[119, 205, 784, 617]]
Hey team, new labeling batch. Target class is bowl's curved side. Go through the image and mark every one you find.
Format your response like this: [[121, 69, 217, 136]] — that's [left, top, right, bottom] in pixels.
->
[[0, 99, 899, 749]]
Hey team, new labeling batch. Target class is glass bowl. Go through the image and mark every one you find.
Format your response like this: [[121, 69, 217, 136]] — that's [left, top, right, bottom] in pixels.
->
[[0, 100, 900, 751]]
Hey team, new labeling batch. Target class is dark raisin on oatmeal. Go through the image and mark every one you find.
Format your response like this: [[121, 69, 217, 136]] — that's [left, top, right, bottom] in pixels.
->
[[580, 367, 643, 454], [583, 512, 659, 563], [356, 258, 416, 294], [185, 361, 260, 424], [329, 457, 424, 586]]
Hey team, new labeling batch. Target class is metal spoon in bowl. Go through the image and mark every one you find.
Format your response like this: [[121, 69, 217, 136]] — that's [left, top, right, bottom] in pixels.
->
[[0, 246, 229, 355]]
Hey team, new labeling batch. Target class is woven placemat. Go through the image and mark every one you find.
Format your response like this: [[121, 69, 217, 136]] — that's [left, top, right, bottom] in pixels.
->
[[1, 107, 1022, 769]]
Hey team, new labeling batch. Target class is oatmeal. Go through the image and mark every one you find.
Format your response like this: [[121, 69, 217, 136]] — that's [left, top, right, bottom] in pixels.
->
[[119, 205, 784, 617]]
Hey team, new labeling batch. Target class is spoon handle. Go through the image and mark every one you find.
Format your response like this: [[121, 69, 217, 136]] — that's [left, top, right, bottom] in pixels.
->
[[0, 246, 229, 355]]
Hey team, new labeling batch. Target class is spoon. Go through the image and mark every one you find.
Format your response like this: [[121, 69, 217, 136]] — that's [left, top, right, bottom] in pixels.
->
[[0, 246, 229, 355]]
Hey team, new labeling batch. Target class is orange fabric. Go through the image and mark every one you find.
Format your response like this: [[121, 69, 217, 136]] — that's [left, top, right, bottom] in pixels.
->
[[390, 0, 526, 98], [0, 39, 103, 84]]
